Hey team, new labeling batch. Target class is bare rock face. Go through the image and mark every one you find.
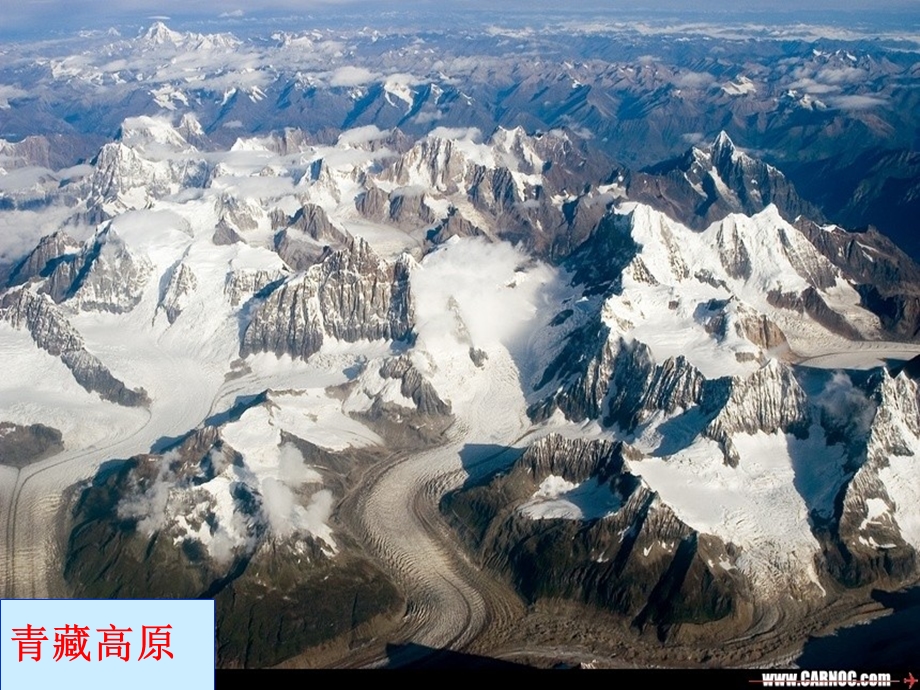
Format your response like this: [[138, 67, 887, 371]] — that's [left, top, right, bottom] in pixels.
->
[[71, 230, 153, 314], [869, 371, 920, 452], [830, 470, 913, 587], [714, 216, 754, 281], [607, 348, 708, 431], [536, 330, 707, 430], [249, 127, 315, 156], [215, 195, 263, 234], [89, 142, 209, 204], [427, 207, 487, 245], [708, 132, 824, 224], [355, 184, 389, 220], [378, 356, 451, 417], [343, 355, 454, 447], [567, 212, 641, 296], [223, 269, 287, 308], [767, 287, 864, 340], [428, 207, 488, 244], [735, 310, 788, 351], [797, 218, 920, 340], [388, 190, 437, 227], [273, 204, 351, 271], [383, 136, 469, 192], [530, 321, 617, 423], [818, 371, 919, 587], [211, 221, 245, 246], [357, 126, 617, 261], [357, 182, 437, 230], [0, 422, 63, 468], [538, 338, 811, 469], [241, 238, 413, 360], [698, 298, 789, 352], [0, 288, 149, 406], [39, 228, 152, 314], [158, 262, 197, 324], [797, 218, 920, 289], [64, 406, 403, 669], [627, 131, 824, 230], [7, 232, 81, 287], [530, 215, 649, 424], [273, 230, 327, 272], [176, 113, 210, 150], [703, 360, 810, 466], [708, 212, 837, 290], [0, 135, 58, 170], [468, 165, 521, 215], [442, 434, 750, 638], [287, 203, 348, 244]]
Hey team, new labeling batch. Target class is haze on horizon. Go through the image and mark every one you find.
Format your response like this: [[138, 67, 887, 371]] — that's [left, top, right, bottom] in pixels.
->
[[3, 0, 920, 37]]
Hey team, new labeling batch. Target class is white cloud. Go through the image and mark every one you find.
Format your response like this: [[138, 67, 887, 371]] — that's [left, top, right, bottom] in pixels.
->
[[816, 66, 866, 84], [0, 85, 28, 109], [815, 371, 876, 438], [301, 489, 335, 546], [261, 477, 298, 537], [672, 71, 715, 89], [336, 124, 388, 147], [426, 126, 483, 143], [117, 454, 176, 536], [278, 443, 322, 485], [788, 77, 839, 94], [412, 237, 555, 352], [0, 207, 91, 267], [411, 110, 442, 124], [328, 65, 378, 87], [827, 94, 887, 110]]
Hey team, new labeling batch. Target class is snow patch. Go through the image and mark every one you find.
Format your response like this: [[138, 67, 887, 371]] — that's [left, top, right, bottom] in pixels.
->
[[520, 475, 622, 521]]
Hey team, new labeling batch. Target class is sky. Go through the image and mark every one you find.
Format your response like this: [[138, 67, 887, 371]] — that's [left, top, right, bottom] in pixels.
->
[[3, 0, 919, 37]]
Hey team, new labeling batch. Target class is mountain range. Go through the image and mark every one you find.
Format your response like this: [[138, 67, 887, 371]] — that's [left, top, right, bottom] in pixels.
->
[[1, 16, 919, 669]]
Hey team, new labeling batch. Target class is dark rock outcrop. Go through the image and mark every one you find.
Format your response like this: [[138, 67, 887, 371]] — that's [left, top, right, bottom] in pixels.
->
[[39, 228, 152, 314], [627, 132, 824, 230], [0, 422, 64, 468], [64, 442, 403, 668], [816, 372, 919, 587], [0, 288, 149, 406], [442, 434, 750, 638], [797, 218, 920, 340], [7, 232, 81, 287], [241, 238, 413, 360]]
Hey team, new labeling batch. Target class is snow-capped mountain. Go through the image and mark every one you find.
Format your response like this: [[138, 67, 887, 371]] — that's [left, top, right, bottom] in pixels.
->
[[2, 107, 919, 667], [627, 132, 825, 229]]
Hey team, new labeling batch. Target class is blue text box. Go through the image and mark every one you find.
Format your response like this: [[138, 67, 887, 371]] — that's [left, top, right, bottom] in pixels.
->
[[1, 598, 214, 689]]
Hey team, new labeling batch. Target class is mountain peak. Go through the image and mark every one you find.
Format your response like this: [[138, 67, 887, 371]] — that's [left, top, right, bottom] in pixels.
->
[[115, 116, 192, 152], [142, 21, 184, 45], [712, 130, 736, 153]]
